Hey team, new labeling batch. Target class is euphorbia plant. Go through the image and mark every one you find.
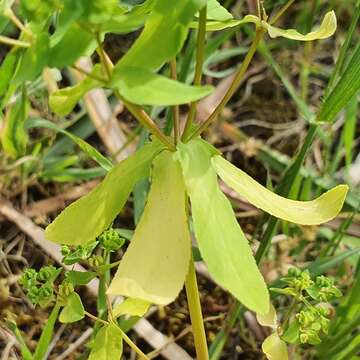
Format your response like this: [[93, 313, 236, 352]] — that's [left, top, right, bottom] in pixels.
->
[[1, 0, 349, 358]]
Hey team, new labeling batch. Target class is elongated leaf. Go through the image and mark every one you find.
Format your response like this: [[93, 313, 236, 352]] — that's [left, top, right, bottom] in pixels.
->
[[112, 66, 213, 106], [59, 292, 84, 323], [0, 49, 20, 100], [13, 33, 50, 84], [178, 139, 269, 314], [88, 323, 123, 360], [265, 11, 336, 40], [257, 303, 277, 328], [26, 118, 113, 171], [212, 156, 348, 225], [108, 151, 191, 305], [195, 10, 336, 40], [113, 298, 150, 318], [33, 305, 60, 360], [205, 0, 232, 21], [343, 97, 358, 166], [1, 90, 28, 158], [262, 332, 288, 360], [318, 43, 360, 122], [49, 65, 104, 116], [116, 0, 206, 71], [45, 141, 164, 245], [49, 22, 97, 68], [66, 270, 97, 285]]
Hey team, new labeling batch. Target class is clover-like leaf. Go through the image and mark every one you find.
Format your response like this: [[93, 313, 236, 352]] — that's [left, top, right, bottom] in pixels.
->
[[107, 151, 191, 305], [111, 66, 213, 106], [88, 322, 123, 360], [262, 332, 289, 360], [45, 141, 164, 246], [178, 139, 269, 314], [212, 155, 348, 225], [59, 292, 84, 323]]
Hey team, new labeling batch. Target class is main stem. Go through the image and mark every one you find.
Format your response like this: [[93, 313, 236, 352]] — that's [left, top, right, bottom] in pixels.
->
[[187, 28, 265, 141], [182, 5, 207, 141], [185, 257, 209, 360]]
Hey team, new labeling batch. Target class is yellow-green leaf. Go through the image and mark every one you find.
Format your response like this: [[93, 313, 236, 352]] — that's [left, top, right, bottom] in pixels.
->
[[194, 10, 336, 41], [111, 66, 213, 106], [113, 298, 150, 319], [264, 11, 337, 41], [49, 65, 104, 116], [59, 292, 84, 323], [257, 303, 277, 328], [212, 155, 348, 225], [262, 332, 288, 360], [45, 141, 164, 246], [107, 151, 191, 305], [205, 0, 233, 21], [88, 322, 123, 360], [178, 139, 269, 314]]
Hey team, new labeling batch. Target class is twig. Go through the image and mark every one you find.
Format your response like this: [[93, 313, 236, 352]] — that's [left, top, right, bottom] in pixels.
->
[[0, 35, 30, 48]]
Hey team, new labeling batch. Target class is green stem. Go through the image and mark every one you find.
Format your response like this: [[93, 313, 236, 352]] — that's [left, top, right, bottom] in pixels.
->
[[0, 34, 30, 48], [170, 58, 180, 144], [94, 41, 175, 151], [269, 0, 295, 25], [123, 99, 176, 151], [187, 28, 265, 141], [185, 256, 209, 360], [182, 5, 207, 141]]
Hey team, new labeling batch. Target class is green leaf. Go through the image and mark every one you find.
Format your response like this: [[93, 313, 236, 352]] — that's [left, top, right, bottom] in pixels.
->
[[66, 271, 97, 285], [0, 48, 20, 100], [49, 22, 97, 68], [256, 303, 277, 328], [212, 155, 348, 225], [45, 141, 163, 245], [59, 292, 84, 323], [196, 10, 336, 39], [342, 96, 358, 166], [88, 322, 123, 360], [262, 332, 289, 360], [49, 65, 104, 116], [205, 0, 232, 21], [26, 118, 113, 171], [1, 90, 29, 158], [112, 66, 213, 106], [116, 0, 206, 71], [113, 298, 150, 318], [0, 0, 14, 13], [318, 43, 360, 122], [265, 11, 337, 41], [13, 33, 50, 84], [177, 139, 269, 314], [33, 305, 60, 360], [108, 151, 191, 305]]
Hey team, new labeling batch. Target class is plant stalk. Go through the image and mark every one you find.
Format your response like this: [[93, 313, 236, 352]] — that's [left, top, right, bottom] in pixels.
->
[[170, 58, 180, 144], [187, 28, 265, 141], [182, 5, 207, 141], [94, 41, 175, 151], [185, 257, 209, 360], [0, 35, 30, 48]]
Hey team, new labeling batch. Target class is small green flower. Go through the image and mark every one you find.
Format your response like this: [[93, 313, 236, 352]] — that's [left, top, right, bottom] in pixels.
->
[[98, 229, 125, 252]]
